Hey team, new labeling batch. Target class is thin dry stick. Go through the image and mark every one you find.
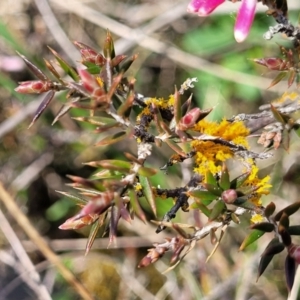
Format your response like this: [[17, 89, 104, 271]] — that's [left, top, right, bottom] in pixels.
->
[[0, 182, 95, 300], [0, 209, 52, 300]]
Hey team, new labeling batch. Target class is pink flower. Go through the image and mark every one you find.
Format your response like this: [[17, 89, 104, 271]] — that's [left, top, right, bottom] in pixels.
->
[[234, 0, 257, 43], [187, 0, 258, 42], [187, 0, 225, 15]]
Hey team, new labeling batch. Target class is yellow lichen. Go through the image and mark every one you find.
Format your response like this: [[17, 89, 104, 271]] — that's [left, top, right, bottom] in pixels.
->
[[192, 119, 249, 176]]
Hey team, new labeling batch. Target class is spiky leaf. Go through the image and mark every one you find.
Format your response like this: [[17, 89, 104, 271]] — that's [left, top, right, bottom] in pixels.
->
[[239, 229, 265, 251], [48, 47, 79, 81], [29, 90, 55, 128], [139, 175, 156, 217], [285, 255, 296, 291], [187, 190, 217, 206], [250, 222, 275, 232], [274, 201, 300, 221]]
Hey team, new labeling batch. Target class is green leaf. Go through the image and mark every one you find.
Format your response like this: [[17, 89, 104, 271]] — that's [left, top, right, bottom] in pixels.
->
[[48, 47, 79, 82], [190, 201, 211, 217], [85, 160, 131, 173], [203, 183, 222, 197], [205, 170, 218, 186], [83, 62, 101, 74], [129, 189, 146, 223], [187, 190, 217, 206], [209, 201, 226, 221], [219, 165, 230, 190], [239, 229, 265, 251], [139, 175, 156, 217], [137, 167, 157, 177], [230, 171, 250, 189]]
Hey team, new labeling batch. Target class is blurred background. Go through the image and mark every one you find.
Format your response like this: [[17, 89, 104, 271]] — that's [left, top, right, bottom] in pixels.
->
[[0, 0, 300, 299]]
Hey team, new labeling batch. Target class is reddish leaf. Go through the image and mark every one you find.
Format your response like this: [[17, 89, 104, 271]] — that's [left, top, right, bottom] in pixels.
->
[[17, 52, 48, 81], [28, 90, 55, 128]]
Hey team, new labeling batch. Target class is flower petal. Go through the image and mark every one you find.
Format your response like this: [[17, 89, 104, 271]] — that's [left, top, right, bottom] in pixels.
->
[[234, 0, 257, 43], [187, 0, 225, 16]]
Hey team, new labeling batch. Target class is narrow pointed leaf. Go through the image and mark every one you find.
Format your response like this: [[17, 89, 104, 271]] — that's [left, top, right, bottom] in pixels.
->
[[250, 222, 275, 232], [268, 72, 287, 89], [173, 88, 181, 124], [205, 170, 217, 186], [264, 201, 276, 218], [230, 171, 250, 189], [28, 90, 55, 128], [203, 183, 222, 196], [209, 201, 226, 221], [44, 58, 63, 82], [190, 201, 211, 217], [86, 160, 131, 171], [108, 205, 120, 247], [94, 131, 127, 147], [262, 242, 285, 257], [48, 47, 79, 82], [52, 98, 81, 125], [288, 225, 300, 236], [55, 190, 88, 205], [83, 62, 101, 74], [257, 254, 274, 281], [239, 229, 265, 251], [73, 116, 118, 127], [288, 70, 296, 88], [119, 54, 138, 73], [117, 89, 134, 117], [139, 175, 156, 217], [103, 30, 115, 59], [17, 52, 48, 81], [129, 189, 146, 223], [85, 218, 101, 255], [274, 201, 300, 221], [270, 104, 288, 124], [285, 255, 296, 291], [219, 165, 230, 190], [164, 139, 186, 156], [187, 190, 217, 206]]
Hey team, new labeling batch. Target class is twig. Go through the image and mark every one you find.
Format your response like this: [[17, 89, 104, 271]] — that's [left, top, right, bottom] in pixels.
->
[[10, 152, 54, 191], [0, 249, 50, 300], [34, 0, 79, 64], [0, 182, 95, 300]]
